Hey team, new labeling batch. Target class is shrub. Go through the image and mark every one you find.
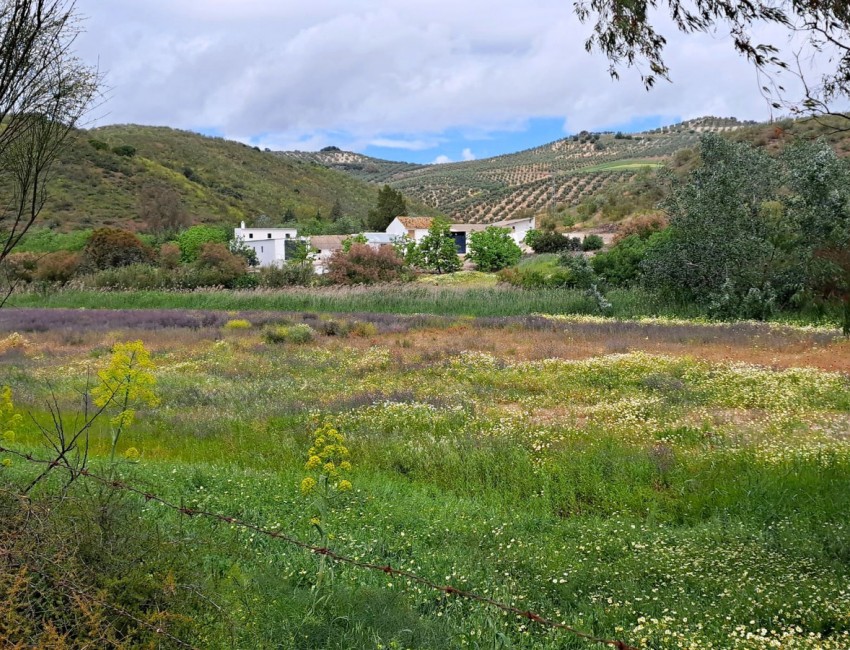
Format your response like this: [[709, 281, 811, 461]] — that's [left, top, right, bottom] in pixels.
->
[[591, 231, 669, 287], [34, 251, 80, 283], [350, 321, 377, 337], [614, 213, 668, 243], [415, 218, 462, 274], [81, 263, 166, 290], [111, 144, 136, 157], [582, 234, 605, 251], [259, 263, 315, 287], [88, 138, 109, 151], [3, 252, 39, 283], [558, 252, 598, 290], [529, 232, 581, 254], [177, 225, 229, 263], [159, 242, 181, 269], [264, 324, 315, 344], [84, 227, 155, 270], [467, 226, 522, 272], [327, 244, 406, 284], [224, 319, 252, 330], [193, 243, 248, 288]]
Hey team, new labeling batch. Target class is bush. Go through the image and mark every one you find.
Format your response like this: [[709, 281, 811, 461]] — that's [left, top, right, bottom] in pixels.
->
[[177, 225, 229, 263], [529, 232, 581, 254], [80, 263, 166, 290], [467, 226, 522, 272], [159, 242, 181, 269], [34, 251, 80, 283], [259, 263, 315, 287], [84, 228, 155, 270], [614, 213, 668, 243], [193, 243, 248, 288], [591, 231, 671, 288], [264, 324, 315, 344], [582, 234, 605, 251], [327, 244, 406, 284], [558, 253, 598, 289], [224, 319, 252, 330], [3, 252, 39, 283], [111, 144, 136, 157], [88, 138, 109, 151]]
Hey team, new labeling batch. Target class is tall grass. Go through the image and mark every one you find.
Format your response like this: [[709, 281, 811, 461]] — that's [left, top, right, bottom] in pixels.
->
[[8, 285, 705, 320]]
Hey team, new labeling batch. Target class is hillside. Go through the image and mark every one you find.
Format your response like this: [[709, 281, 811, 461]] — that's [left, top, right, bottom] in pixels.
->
[[22, 125, 414, 233], [278, 116, 757, 223]]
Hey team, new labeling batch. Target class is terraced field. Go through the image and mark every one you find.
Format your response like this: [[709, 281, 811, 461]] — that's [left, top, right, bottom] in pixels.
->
[[278, 117, 755, 223]]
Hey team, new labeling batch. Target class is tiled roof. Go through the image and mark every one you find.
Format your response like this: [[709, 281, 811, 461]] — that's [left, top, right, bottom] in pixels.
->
[[310, 235, 347, 251], [396, 217, 433, 229]]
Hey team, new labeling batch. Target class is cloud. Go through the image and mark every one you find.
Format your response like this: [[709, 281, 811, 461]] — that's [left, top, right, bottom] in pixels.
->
[[432, 155, 452, 164], [461, 148, 476, 161], [74, 0, 834, 156]]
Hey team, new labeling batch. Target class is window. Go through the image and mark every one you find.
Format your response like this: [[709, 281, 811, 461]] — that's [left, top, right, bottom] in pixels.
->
[[285, 233, 290, 239], [248, 233, 253, 239], [268, 233, 272, 239]]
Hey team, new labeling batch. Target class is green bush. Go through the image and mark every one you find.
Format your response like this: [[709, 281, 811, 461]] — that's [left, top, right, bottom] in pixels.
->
[[529, 232, 581, 254], [177, 225, 229, 263], [467, 226, 522, 272], [111, 144, 136, 157], [259, 262, 316, 287], [582, 234, 605, 251], [263, 323, 316, 344]]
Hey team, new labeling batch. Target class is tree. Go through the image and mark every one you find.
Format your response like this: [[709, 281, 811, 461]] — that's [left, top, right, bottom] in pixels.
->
[[138, 183, 189, 238], [468, 227, 522, 272], [416, 218, 461, 274], [366, 185, 407, 231], [329, 199, 343, 222], [574, 0, 850, 124], [643, 134, 782, 304], [0, 0, 99, 299]]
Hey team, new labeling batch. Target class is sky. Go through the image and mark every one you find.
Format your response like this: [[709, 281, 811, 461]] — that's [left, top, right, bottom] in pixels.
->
[[73, 1, 825, 164]]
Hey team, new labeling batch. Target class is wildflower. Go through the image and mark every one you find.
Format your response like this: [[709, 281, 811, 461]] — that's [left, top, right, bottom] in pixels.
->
[[305, 455, 322, 470], [300, 476, 317, 495], [339, 461, 352, 472], [323, 461, 336, 475], [124, 447, 141, 461], [337, 480, 352, 492], [310, 517, 321, 526], [1, 458, 11, 467]]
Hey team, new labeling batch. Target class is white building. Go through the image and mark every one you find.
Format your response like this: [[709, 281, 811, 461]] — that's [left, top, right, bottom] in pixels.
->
[[234, 222, 298, 267], [386, 215, 537, 253]]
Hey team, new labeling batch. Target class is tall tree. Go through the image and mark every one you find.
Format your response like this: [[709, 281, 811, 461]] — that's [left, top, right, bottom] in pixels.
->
[[366, 185, 407, 231], [575, 0, 850, 124], [0, 0, 99, 273], [138, 183, 189, 238], [329, 198, 343, 222]]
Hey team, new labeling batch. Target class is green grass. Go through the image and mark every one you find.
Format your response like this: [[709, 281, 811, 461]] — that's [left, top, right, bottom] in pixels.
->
[[7, 285, 703, 320], [576, 160, 665, 173], [3, 328, 850, 648]]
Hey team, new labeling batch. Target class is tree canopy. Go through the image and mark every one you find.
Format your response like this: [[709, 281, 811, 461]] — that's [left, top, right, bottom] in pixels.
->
[[575, 0, 850, 122], [366, 185, 407, 231]]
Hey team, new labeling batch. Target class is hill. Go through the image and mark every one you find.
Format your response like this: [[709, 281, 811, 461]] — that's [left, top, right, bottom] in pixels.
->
[[20, 125, 420, 234], [277, 116, 757, 224]]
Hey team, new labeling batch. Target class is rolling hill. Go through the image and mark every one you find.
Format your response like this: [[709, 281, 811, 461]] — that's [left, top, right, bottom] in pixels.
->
[[277, 116, 758, 223], [19, 125, 425, 234]]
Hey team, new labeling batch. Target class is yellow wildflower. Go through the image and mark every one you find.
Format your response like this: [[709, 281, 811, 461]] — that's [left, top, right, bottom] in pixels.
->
[[337, 480, 352, 492], [305, 455, 322, 470], [340, 461, 352, 472], [300, 476, 317, 495], [1, 458, 11, 467]]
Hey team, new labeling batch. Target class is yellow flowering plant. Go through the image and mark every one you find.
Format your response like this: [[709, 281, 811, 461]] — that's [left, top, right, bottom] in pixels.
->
[[1, 386, 21, 468], [91, 341, 159, 462], [300, 420, 354, 601]]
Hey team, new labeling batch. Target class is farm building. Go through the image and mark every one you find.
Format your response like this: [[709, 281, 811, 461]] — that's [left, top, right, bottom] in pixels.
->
[[386, 215, 536, 253], [234, 222, 299, 267]]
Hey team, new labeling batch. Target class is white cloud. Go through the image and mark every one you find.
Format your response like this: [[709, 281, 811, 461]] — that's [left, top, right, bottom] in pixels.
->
[[432, 155, 452, 164], [461, 148, 476, 161], [74, 0, 835, 153]]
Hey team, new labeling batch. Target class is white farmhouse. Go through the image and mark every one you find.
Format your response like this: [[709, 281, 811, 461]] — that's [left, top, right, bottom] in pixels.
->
[[385, 217, 435, 243], [234, 222, 298, 267], [386, 215, 537, 253]]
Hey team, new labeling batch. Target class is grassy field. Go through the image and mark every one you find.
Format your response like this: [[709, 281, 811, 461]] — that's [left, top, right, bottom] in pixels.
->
[[1, 309, 849, 648], [8, 283, 846, 329]]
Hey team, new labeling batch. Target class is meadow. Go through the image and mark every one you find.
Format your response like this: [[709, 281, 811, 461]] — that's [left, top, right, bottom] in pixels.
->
[[1, 309, 849, 649]]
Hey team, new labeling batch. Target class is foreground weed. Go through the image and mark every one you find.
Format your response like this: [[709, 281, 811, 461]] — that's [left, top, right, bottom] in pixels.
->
[[92, 340, 159, 462]]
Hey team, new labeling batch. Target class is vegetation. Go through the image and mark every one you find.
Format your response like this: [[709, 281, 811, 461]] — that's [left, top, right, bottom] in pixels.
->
[[1, 312, 849, 648], [467, 226, 522, 272], [412, 218, 462, 274], [366, 184, 408, 231], [327, 244, 407, 285]]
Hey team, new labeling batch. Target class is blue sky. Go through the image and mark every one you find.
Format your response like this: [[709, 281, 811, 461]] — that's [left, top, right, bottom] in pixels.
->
[[75, 1, 825, 166]]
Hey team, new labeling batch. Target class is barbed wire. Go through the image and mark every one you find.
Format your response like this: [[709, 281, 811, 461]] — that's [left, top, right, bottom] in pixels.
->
[[0, 444, 638, 650]]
